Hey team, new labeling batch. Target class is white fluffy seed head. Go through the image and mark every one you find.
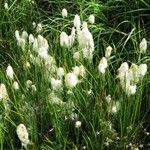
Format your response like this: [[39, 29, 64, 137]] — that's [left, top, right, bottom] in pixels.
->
[[26, 80, 32, 88], [105, 46, 112, 58], [60, 32, 69, 47], [87, 89, 92, 95], [36, 23, 43, 33], [78, 29, 87, 47], [75, 121, 82, 128], [37, 35, 49, 50], [32, 22, 36, 28], [88, 14, 95, 24], [105, 95, 111, 104], [138, 64, 147, 77], [4, 3, 8, 9], [98, 65, 106, 74], [31, 84, 37, 92], [37, 35, 44, 47], [6, 65, 14, 79], [65, 72, 78, 88], [26, 61, 31, 68], [111, 101, 120, 114], [62, 8, 68, 18], [128, 63, 139, 82], [49, 92, 63, 105], [73, 52, 80, 61], [74, 14, 81, 29], [73, 66, 80, 76], [70, 27, 76, 46], [117, 62, 129, 79], [68, 27, 76, 47], [80, 24, 94, 46], [33, 38, 38, 51], [50, 78, 62, 90], [128, 85, 137, 95], [43, 38, 49, 50], [98, 57, 108, 74], [29, 34, 34, 44], [79, 65, 86, 77], [139, 38, 147, 53], [15, 30, 20, 41], [16, 124, 29, 148], [129, 63, 138, 75], [100, 57, 108, 68], [82, 21, 88, 29], [57, 67, 65, 78], [38, 47, 49, 60], [71, 27, 76, 36], [0, 83, 8, 100], [18, 38, 26, 50], [118, 62, 129, 73], [21, 31, 28, 40], [78, 24, 94, 60], [13, 81, 19, 90]]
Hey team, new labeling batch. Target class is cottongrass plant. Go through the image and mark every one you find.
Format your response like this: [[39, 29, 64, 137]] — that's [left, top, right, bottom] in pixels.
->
[[0, 3, 149, 150]]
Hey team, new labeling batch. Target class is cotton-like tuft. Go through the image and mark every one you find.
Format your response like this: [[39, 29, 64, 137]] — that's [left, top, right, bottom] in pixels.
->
[[62, 8, 68, 18], [65, 73, 78, 88], [88, 15, 95, 24], [6, 65, 14, 79], [139, 38, 147, 53], [16, 124, 30, 148]]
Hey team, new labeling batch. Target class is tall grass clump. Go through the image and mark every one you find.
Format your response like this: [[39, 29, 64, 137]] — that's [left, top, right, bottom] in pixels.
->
[[0, 0, 150, 150]]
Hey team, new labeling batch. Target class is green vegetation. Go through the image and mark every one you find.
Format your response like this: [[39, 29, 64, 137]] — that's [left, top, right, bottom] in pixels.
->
[[0, 0, 149, 149]]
